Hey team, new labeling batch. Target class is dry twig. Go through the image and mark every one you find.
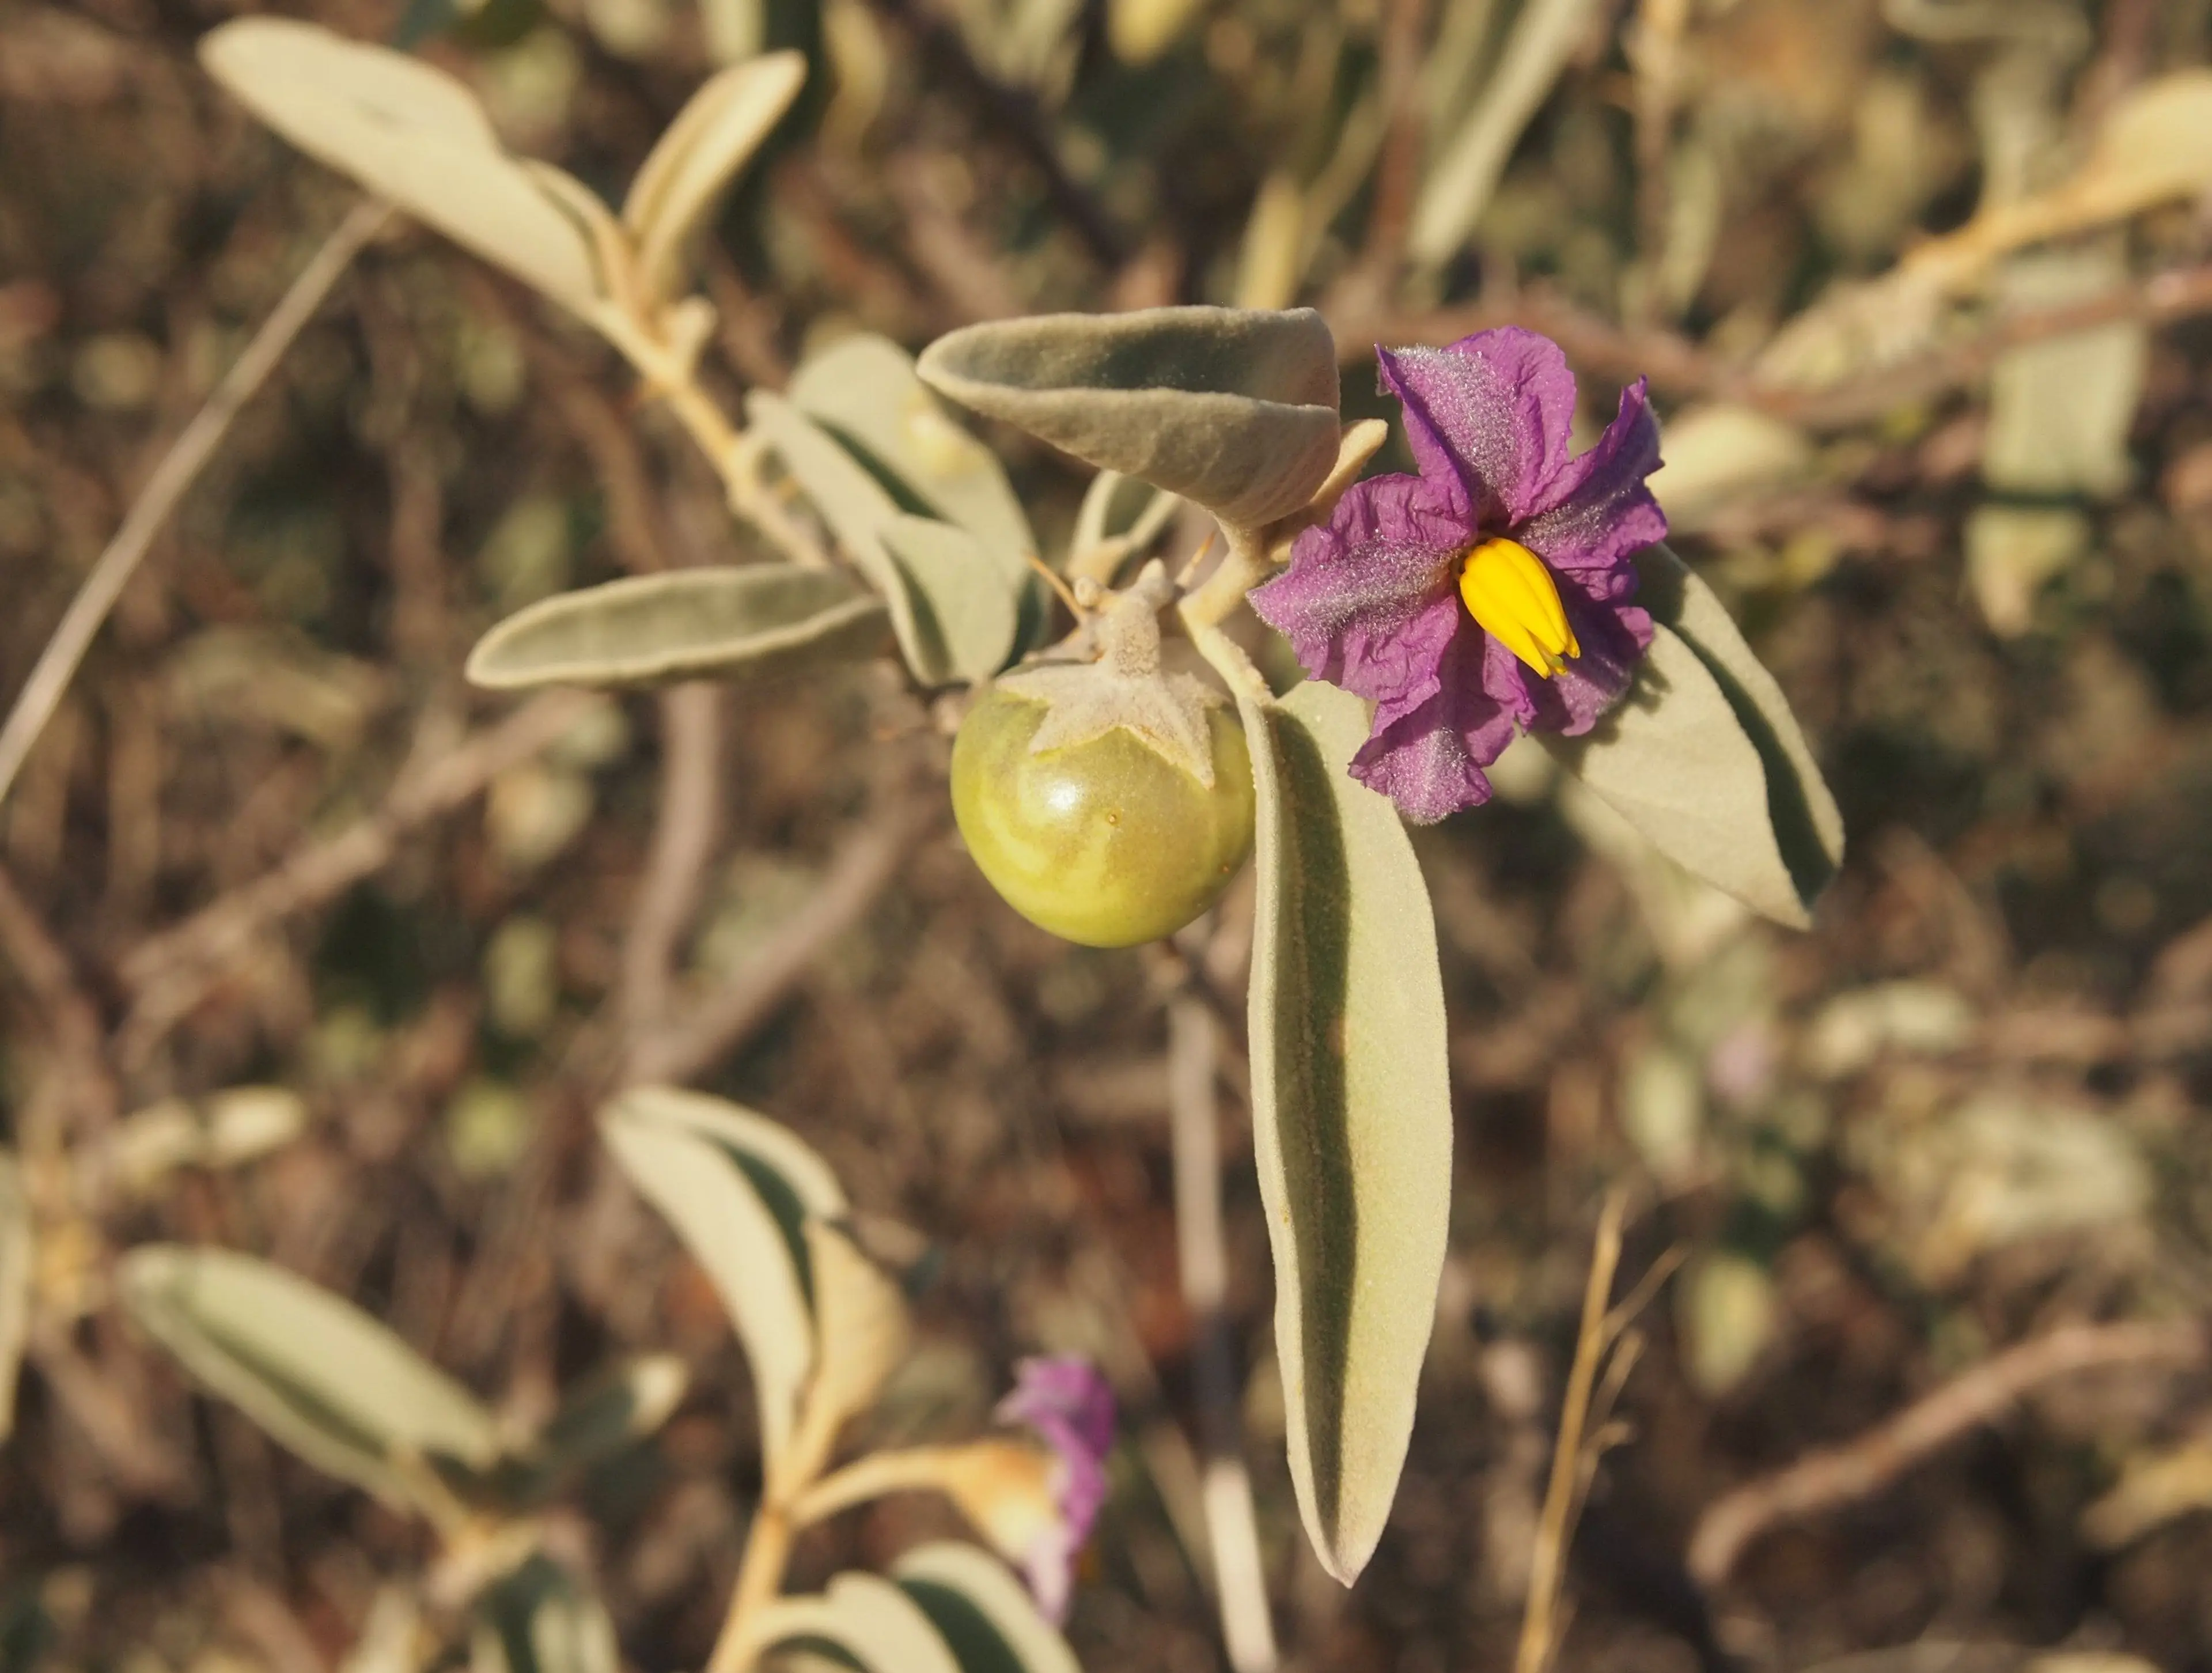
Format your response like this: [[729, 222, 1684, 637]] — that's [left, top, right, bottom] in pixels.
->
[[1687, 1318, 2209, 1588], [619, 684, 725, 1070], [0, 200, 391, 810], [115, 691, 593, 1064], [627, 783, 939, 1086], [1165, 971, 1278, 1673]]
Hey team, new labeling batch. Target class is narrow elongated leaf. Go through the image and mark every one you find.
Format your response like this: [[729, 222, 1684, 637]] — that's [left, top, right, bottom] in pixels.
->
[[1546, 544, 1843, 928], [0, 1153, 29, 1444], [790, 335, 1037, 578], [600, 1087, 844, 1465], [200, 20, 606, 311], [119, 1245, 499, 1505], [472, 1558, 619, 1673], [622, 52, 807, 302], [1233, 676, 1452, 1584], [880, 516, 1020, 684], [465, 567, 889, 691], [893, 1543, 1080, 1673], [752, 1574, 963, 1673], [916, 308, 1341, 527], [747, 392, 977, 685]]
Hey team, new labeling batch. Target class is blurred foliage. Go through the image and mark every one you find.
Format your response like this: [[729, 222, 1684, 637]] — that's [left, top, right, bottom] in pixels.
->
[[6, 0, 2212, 1670]]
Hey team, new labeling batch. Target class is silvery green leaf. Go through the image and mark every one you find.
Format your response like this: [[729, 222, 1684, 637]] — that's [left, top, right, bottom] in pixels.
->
[[880, 516, 1020, 684], [750, 1574, 963, 1673], [199, 20, 608, 312], [916, 308, 1342, 527], [0, 1152, 28, 1444], [893, 1543, 1080, 1673], [600, 1086, 845, 1466], [622, 52, 806, 303], [472, 1558, 619, 1673], [1545, 544, 1843, 928], [800, 1220, 911, 1429], [1232, 676, 1452, 1584], [789, 335, 1037, 580], [746, 392, 975, 685], [465, 567, 890, 691], [119, 1244, 500, 1507]]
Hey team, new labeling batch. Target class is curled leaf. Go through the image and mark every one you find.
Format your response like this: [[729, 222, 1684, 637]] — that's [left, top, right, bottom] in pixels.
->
[[801, 1221, 911, 1430], [790, 334, 1037, 580], [622, 52, 807, 303], [199, 20, 607, 311], [893, 1542, 1081, 1673], [746, 392, 1009, 684], [1233, 675, 1452, 1583], [1544, 544, 1843, 928], [465, 567, 890, 691], [916, 307, 1342, 527], [750, 1574, 964, 1673], [600, 1086, 845, 1466], [880, 516, 1021, 685]]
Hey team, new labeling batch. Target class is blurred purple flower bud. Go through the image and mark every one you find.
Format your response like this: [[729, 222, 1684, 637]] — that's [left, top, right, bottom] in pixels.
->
[[991, 1355, 1115, 1622]]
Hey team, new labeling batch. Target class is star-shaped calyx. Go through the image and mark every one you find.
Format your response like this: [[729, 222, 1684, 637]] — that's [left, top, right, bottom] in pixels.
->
[[993, 560, 1224, 788]]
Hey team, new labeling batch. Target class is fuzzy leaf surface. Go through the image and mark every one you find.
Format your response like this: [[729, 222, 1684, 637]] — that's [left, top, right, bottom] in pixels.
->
[[465, 567, 889, 691], [1235, 675, 1452, 1583], [916, 307, 1340, 526], [200, 20, 605, 310], [600, 1086, 844, 1466], [1545, 543, 1843, 927]]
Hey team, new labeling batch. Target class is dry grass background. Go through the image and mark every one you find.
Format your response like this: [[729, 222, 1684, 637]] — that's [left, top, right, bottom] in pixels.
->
[[5, 1, 2212, 1670]]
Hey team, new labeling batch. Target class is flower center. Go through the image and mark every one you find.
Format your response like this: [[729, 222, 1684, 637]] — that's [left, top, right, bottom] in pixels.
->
[[1457, 538, 1580, 679]]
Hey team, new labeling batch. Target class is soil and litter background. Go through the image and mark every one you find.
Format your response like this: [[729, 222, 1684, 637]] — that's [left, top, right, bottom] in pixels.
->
[[5, 1, 2212, 1670]]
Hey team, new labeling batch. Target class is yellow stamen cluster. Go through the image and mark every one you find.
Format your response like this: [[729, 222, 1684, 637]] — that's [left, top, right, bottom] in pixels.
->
[[1457, 537, 1580, 678]]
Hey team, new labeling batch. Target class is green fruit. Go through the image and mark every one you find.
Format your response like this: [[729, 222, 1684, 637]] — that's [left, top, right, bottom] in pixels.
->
[[951, 690, 1256, 948]]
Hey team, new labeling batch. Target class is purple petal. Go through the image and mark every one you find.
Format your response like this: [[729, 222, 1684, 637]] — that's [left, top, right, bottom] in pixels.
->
[[997, 1354, 1113, 1574], [1514, 377, 1666, 575], [997, 1355, 1115, 1464], [1249, 473, 1469, 709], [1021, 1531, 1079, 1626], [1377, 330, 1580, 526], [1349, 630, 1520, 822], [1529, 597, 1653, 735]]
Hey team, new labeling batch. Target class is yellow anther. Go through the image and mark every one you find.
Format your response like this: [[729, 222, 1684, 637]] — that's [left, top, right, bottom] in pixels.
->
[[1457, 538, 1580, 678]]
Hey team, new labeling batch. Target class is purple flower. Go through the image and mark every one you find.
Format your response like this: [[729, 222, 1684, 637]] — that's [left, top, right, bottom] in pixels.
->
[[1249, 328, 1666, 823], [991, 1355, 1115, 1622]]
